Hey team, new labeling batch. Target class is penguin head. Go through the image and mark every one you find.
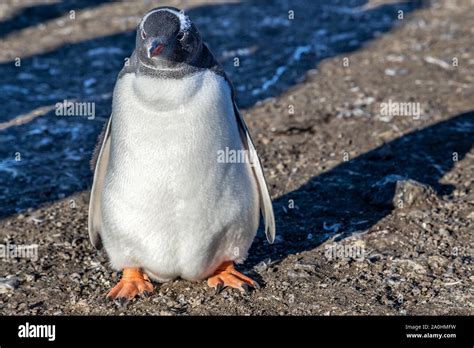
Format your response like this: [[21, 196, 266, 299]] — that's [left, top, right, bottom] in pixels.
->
[[136, 7, 202, 68]]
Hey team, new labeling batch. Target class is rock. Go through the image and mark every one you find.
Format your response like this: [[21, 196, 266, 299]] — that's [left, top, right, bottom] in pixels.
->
[[294, 263, 316, 273], [428, 256, 448, 270], [69, 273, 81, 283], [407, 209, 427, 220], [438, 228, 450, 238], [0, 276, 20, 293], [287, 270, 310, 279], [394, 180, 435, 208], [254, 259, 272, 273], [366, 176, 434, 208], [365, 175, 405, 206]]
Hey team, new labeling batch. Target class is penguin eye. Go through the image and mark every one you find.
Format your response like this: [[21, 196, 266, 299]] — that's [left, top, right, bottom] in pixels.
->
[[176, 31, 186, 41], [141, 29, 147, 40]]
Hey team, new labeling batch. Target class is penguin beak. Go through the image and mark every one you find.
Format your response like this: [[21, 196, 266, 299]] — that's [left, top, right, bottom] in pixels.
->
[[148, 40, 165, 58]]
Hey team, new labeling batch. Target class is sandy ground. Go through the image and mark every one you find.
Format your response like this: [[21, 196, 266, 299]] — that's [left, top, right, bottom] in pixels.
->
[[0, 0, 473, 315]]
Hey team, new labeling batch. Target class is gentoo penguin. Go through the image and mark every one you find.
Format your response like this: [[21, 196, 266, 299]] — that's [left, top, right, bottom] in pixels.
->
[[88, 6, 275, 300]]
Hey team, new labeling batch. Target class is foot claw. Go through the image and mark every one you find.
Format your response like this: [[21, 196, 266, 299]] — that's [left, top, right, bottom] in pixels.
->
[[215, 282, 224, 294], [115, 297, 129, 307], [241, 283, 250, 294]]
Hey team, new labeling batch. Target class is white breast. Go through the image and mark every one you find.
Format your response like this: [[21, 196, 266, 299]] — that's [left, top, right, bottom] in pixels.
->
[[100, 70, 259, 282]]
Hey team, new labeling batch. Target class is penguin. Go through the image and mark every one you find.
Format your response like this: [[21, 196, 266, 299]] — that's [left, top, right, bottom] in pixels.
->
[[88, 6, 275, 301]]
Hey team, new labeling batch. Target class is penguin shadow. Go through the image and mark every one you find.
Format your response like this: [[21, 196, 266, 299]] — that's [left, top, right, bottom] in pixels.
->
[[188, 0, 425, 108], [0, 0, 114, 39], [244, 111, 474, 276], [0, 0, 424, 218]]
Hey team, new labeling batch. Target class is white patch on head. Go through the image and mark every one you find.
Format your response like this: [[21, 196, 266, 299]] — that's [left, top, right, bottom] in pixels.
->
[[140, 8, 191, 32], [174, 9, 191, 31]]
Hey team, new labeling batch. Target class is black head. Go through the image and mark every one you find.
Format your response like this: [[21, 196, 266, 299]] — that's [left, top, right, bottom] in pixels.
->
[[136, 7, 202, 69]]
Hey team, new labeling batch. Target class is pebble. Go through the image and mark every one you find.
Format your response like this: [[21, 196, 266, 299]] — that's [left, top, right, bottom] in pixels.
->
[[254, 259, 271, 272]]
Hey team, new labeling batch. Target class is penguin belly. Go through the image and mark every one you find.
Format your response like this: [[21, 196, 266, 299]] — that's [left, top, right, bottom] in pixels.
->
[[100, 70, 260, 282]]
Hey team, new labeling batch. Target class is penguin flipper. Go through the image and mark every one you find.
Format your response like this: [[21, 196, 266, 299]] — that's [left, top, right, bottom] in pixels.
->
[[88, 116, 112, 250], [233, 102, 276, 244]]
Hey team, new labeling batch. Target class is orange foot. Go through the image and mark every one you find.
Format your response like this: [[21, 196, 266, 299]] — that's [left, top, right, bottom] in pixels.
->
[[207, 261, 259, 294], [106, 268, 153, 303]]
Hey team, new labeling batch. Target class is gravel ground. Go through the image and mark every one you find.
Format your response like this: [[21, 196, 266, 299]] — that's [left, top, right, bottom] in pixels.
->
[[0, 0, 473, 315]]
